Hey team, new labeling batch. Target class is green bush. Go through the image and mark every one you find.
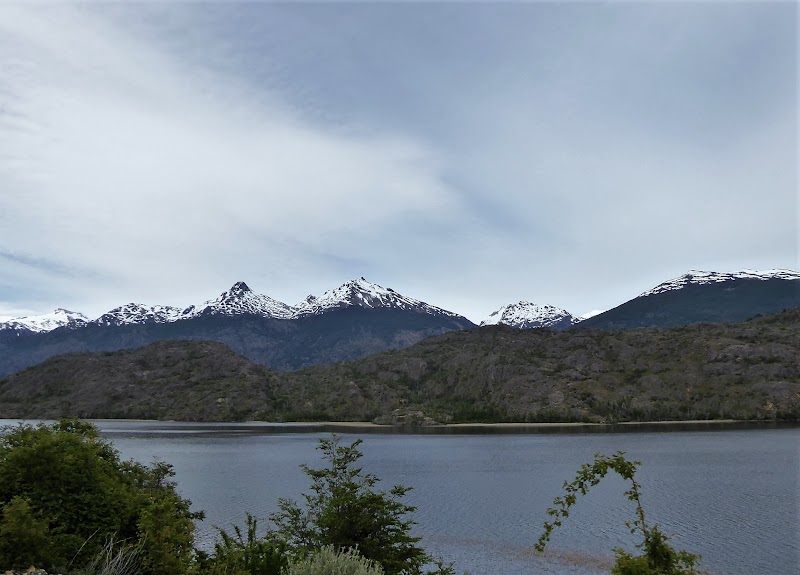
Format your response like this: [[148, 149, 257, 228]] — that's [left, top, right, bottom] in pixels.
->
[[284, 545, 383, 575], [0, 419, 202, 574], [612, 526, 704, 575], [0, 496, 56, 567], [270, 436, 438, 575], [203, 513, 288, 575]]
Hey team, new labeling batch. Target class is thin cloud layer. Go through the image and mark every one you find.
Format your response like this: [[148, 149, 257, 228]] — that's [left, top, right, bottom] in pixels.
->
[[0, 5, 464, 313], [0, 3, 795, 322]]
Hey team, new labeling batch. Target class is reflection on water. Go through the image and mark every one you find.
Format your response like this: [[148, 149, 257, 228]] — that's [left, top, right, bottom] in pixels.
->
[[1, 420, 797, 575]]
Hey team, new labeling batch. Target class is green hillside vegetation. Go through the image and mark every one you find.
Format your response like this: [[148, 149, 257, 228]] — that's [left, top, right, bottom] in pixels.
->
[[0, 340, 280, 421], [1, 309, 798, 423]]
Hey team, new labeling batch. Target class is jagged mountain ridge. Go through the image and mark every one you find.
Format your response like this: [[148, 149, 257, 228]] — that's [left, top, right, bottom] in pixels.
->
[[0, 277, 477, 377], [0, 309, 89, 332], [92, 303, 184, 327], [294, 277, 460, 318], [181, 281, 296, 320], [0, 277, 463, 333], [1, 268, 798, 336], [481, 301, 579, 330], [0, 267, 797, 379]]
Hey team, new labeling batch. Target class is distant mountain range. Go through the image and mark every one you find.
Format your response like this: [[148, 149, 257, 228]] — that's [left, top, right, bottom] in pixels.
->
[[2, 308, 797, 423], [0, 269, 797, 378], [1, 277, 463, 333], [0, 278, 475, 378]]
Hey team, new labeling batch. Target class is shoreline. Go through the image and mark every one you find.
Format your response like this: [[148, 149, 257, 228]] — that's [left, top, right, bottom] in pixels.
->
[[292, 419, 797, 433], [3, 418, 796, 432], [258, 418, 778, 428], [2, 417, 785, 425]]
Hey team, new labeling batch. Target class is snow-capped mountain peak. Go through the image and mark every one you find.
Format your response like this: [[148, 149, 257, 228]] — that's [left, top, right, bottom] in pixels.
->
[[292, 277, 461, 318], [481, 301, 578, 330], [181, 281, 296, 320], [228, 281, 252, 295], [0, 308, 89, 333], [92, 303, 184, 327], [638, 269, 800, 298]]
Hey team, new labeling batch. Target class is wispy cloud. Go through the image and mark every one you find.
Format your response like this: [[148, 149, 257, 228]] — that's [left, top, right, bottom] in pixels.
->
[[0, 2, 795, 322], [0, 4, 466, 314]]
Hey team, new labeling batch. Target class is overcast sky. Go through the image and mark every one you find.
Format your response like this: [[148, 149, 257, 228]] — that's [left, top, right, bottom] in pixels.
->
[[0, 1, 796, 323]]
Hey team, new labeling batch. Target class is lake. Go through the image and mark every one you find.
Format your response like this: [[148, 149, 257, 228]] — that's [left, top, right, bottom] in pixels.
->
[[4, 420, 798, 575]]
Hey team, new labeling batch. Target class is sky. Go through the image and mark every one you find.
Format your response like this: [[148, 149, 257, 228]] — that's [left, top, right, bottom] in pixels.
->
[[0, 1, 797, 324]]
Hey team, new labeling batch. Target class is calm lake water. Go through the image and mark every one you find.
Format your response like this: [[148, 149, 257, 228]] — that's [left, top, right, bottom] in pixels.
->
[[4, 421, 797, 575]]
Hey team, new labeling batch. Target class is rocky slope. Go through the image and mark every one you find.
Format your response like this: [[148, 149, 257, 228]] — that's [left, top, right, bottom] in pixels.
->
[[0, 340, 276, 421], [2, 309, 797, 423], [0, 306, 475, 378]]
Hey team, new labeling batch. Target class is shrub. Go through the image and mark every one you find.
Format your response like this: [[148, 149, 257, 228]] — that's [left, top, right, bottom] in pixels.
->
[[203, 513, 288, 575], [284, 545, 383, 575], [0, 419, 202, 574], [271, 436, 437, 575], [0, 496, 56, 567], [535, 451, 706, 575]]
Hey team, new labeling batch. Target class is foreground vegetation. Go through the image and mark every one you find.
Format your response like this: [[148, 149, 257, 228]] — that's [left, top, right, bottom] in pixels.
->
[[0, 420, 707, 575], [1, 309, 798, 423], [0, 420, 201, 572], [0, 421, 451, 575]]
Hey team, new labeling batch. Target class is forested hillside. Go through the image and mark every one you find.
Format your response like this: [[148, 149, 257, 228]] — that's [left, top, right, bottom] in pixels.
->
[[1, 309, 798, 423]]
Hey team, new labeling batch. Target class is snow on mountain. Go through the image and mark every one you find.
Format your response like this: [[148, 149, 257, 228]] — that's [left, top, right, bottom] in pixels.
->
[[92, 303, 185, 326], [638, 269, 800, 298], [292, 277, 461, 318], [181, 281, 296, 320], [481, 301, 579, 330], [9, 270, 794, 334], [0, 309, 89, 333], [578, 310, 604, 320]]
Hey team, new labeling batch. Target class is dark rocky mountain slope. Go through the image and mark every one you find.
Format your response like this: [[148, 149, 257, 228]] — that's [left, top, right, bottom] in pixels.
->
[[0, 341, 276, 421], [577, 271, 799, 330], [0, 307, 474, 378], [2, 309, 797, 423]]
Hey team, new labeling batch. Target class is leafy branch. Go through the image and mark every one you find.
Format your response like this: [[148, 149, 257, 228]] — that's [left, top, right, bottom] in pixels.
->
[[536, 451, 706, 575]]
